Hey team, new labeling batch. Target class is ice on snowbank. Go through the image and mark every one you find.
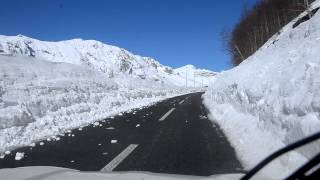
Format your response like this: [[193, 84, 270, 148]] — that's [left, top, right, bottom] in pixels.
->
[[203, 3, 320, 179], [0, 55, 191, 153]]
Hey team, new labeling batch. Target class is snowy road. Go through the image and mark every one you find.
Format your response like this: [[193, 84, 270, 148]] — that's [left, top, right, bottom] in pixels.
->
[[0, 92, 243, 176]]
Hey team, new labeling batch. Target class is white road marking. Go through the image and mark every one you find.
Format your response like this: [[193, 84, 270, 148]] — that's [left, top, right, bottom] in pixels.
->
[[100, 144, 138, 172], [179, 100, 185, 104], [159, 108, 176, 121]]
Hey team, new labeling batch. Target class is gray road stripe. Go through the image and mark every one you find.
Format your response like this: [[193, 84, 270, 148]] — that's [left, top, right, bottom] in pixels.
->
[[100, 144, 138, 172], [159, 108, 176, 121]]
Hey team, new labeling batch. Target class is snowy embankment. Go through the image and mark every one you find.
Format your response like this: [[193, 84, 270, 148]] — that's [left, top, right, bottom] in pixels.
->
[[0, 55, 190, 154], [203, 1, 320, 178]]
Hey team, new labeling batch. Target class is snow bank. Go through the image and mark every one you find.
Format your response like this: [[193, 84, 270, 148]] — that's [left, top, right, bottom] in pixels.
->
[[203, 2, 320, 178], [0, 55, 189, 153]]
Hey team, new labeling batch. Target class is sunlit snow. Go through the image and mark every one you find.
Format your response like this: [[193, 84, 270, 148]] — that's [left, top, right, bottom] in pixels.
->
[[203, 1, 320, 178]]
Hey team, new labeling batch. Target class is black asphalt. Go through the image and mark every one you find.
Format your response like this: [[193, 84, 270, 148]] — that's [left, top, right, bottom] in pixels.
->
[[0, 92, 243, 176]]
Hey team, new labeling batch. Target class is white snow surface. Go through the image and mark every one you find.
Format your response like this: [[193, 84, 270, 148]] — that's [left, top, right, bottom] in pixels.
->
[[203, 2, 320, 178], [0, 33, 217, 154], [0, 55, 192, 154], [0, 166, 270, 180]]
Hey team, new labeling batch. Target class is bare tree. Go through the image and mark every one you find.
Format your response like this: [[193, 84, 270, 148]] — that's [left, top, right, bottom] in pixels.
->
[[304, 0, 313, 18], [223, 0, 316, 66]]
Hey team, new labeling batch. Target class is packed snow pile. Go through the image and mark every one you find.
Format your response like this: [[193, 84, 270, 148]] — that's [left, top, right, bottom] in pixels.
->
[[203, 1, 320, 178], [0, 55, 189, 154], [0, 35, 217, 87]]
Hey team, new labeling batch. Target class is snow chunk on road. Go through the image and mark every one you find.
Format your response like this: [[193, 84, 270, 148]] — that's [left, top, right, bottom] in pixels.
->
[[135, 124, 141, 127], [93, 122, 100, 126], [39, 142, 44, 146], [15, 152, 24, 161], [110, 140, 118, 144]]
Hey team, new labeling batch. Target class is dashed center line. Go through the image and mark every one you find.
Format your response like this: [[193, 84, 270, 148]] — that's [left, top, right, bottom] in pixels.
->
[[100, 144, 138, 172], [159, 108, 176, 121]]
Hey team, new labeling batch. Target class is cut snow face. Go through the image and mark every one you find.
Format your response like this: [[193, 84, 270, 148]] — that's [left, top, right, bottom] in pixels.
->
[[203, 2, 320, 179], [0, 55, 194, 154]]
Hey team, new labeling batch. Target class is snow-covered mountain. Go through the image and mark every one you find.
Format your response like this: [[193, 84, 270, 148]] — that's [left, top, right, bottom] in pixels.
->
[[0, 35, 217, 87]]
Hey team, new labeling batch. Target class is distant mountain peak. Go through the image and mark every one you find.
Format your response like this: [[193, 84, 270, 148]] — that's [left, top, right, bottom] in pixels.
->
[[181, 64, 196, 69], [17, 34, 26, 38], [0, 34, 217, 87]]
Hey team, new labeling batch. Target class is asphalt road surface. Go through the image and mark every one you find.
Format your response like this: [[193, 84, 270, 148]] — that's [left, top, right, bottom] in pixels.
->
[[0, 92, 243, 176]]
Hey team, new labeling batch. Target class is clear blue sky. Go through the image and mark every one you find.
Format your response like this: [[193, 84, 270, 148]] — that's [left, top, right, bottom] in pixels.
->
[[0, 0, 258, 71]]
